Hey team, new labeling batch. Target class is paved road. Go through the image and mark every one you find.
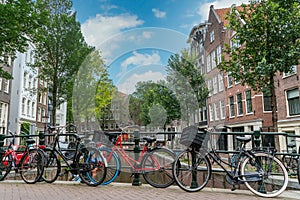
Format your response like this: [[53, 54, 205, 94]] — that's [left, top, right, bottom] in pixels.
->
[[0, 181, 299, 200]]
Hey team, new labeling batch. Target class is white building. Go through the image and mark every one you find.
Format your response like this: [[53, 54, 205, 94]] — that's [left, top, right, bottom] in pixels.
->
[[9, 43, 39, 134]]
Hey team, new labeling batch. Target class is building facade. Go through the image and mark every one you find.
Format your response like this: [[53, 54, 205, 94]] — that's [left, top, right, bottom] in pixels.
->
[[0, 60, 12, 135], [9, 44, 39, 135]]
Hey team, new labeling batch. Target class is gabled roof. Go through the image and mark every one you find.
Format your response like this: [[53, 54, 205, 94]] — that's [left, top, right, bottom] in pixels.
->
[[211, 4, 244, 26]]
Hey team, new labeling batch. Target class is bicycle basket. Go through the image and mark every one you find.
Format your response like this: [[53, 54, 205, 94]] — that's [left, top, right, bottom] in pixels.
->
[[180, 125, 207, 149]]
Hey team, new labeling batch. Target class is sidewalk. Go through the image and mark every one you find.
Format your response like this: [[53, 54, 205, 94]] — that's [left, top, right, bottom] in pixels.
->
[[0, 180, 299, 200]]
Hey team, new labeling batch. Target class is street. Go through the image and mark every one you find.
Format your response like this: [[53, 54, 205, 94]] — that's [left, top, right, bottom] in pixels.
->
[[0, 181, 299, 200]]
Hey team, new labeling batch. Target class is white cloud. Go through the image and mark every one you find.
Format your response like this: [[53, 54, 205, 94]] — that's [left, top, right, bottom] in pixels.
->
[[197, 0, 249, 21], [152, 8, 166, 18], [117, 71, 165, 94], [81, 14, 144, 48], [120, 51, 161, 73], [142, 31, 153, 39]]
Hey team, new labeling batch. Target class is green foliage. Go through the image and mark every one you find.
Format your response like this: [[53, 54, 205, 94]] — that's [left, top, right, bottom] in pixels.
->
[[218, 0, 300, 130], [20, 122, 30, 134], [218, 0, 300, 92], [130, 81, 181, 127], [0, 0, 48, 78], [31, 0, 93, 125], [167, 49, 209, 124]]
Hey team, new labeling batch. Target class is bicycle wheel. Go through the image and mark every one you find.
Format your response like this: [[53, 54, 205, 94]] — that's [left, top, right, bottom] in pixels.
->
[[172, 149, 211, 192], [42, 147, 61, 183], [0, 153, 12, 181], [77, 147, 107, 186], [241, 152, 288, 198], [99, 147, 120, 185], [282, 154, 298, 174], [141, 148, 175, 188], [20, 149, 45, 184], [297, 158, 300, 184]]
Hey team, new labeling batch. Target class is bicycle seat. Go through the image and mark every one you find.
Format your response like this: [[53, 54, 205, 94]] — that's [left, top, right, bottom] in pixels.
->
[[104, 132, 121, 142], [287, 143, 296, 148], [142, 137, 156, 144], [25, 138, 36, 145], [236, 136, 251, 143]]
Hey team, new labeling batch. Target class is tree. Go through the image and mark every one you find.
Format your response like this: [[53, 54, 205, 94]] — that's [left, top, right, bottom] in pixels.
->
[[72, 50, 114, 130], [130, 81, 181, 129], [218, 0, 300, 131], [0, 0, 47, 78], [31, 0, 93, 125], [167, 49, 209, 125]]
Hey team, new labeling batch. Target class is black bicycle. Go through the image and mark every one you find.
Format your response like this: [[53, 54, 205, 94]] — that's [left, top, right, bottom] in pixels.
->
[[172, 126, 288, 198], [281, 139, 300, 184], [42, 125, 107, 186]]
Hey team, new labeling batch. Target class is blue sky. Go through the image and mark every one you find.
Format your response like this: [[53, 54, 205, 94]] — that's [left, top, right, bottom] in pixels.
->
[[72, 0, 248, 94]]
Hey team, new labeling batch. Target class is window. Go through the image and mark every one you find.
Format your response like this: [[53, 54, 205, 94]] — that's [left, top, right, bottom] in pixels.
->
[[230, 35, 240, 48], [211, 51, 216, 69], [27, 100, 30, 116], [220, 100, 225, 119], [3, 79, 9, 93], [213, 76, 217, 94], [207, 54, 211, 72], [38, 108, 41, 122], [245, 90, 253, 113], [31, 102, 35, 117], [229, 96, 235, 117], [218, 73, 224, 91], [214, 103, 219, 120], [263, 92, 272, 111], [23, 72, 27, 88], [28, 75, 32, 89], [207, 80, 212, 96], [216, 45, 222, 64], [0, 78, 2, 91], [210, 30, 215, 43], [236, 93, 243, 116], [287, 88, 300, 116], [283, 65, 297, 77], [22, 98, 26, 115], [209, 104, 214, 122], [227, 73, 233, 87], [42, 109, 46, 122]]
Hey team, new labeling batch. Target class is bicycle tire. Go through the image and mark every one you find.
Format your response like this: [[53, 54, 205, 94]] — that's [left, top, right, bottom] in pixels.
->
[[172, 149, 211, 192], [77, 147, 107, 186], [141, 147, 175, 188], [297, 158, 300, 184], [42, 147, 61, 183], [142, 148, 175, 188], [282, 154, 298, 174], [0, 153, 13, 181], [20, 148, 45, 184], [99, 147, 120, 185], [241, 152, 288, 198]]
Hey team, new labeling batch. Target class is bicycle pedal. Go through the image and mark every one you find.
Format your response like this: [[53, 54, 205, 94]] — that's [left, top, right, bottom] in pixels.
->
[[58, 172, 65, 177], [231, 185, 236, 191]]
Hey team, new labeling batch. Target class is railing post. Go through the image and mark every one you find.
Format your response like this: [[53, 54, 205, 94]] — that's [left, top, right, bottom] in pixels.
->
[[0, 134, 5, 147], [39, 131, 45, 145], [132, 130, 142, 186], [253, 130, 261, 149]]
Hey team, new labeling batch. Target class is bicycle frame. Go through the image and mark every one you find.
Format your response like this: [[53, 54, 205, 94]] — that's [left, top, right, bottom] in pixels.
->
[[49, 132, 82, 172], [106, 134, 161, 173], [204, 131, 266, 184]]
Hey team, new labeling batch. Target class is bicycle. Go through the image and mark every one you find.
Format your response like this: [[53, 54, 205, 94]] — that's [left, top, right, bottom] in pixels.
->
[[172, 125, 288, 198], [0, 131, 45, 184], [41, 124, 107, 186], [281, 139, 300, 184], [99, 125, 176, 188]]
